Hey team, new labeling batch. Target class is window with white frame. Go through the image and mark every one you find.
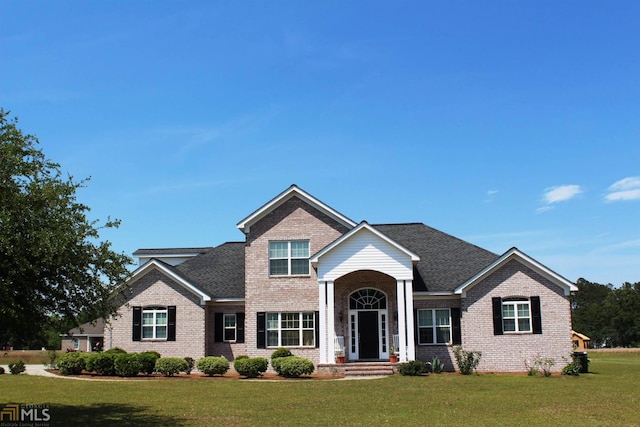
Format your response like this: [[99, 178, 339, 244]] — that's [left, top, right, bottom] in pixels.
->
[[72, 338, 79, 351], [417, 309, 451, 344], [142, 306, 168, 339], [266, 312, 315, 347], [224, 314, 237, 341], [269, 240, 309, 276], [502, 298, 531, 333]]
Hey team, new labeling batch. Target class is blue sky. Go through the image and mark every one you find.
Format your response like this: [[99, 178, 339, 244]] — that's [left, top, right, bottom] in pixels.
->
[[1, 1, 638, 285]]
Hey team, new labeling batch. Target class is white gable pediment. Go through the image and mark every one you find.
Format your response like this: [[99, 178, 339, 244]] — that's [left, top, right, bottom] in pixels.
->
[[311, 222, 419, 281]]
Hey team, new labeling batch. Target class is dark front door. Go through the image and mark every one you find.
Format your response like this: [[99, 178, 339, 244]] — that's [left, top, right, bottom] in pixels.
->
[[358, 311, 379, 359]]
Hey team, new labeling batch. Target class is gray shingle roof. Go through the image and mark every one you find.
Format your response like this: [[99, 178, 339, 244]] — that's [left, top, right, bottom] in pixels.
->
[[175, 242, 245, 299], [372, 223, 499, 293], [133, 247, 214, 256]]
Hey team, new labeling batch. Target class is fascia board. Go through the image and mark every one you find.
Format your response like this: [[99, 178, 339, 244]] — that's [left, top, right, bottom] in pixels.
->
[[455, 247, 577, 297], [310, 222, 420, 266], [236, 185, 357, 233], [129, 260, 212, 304]]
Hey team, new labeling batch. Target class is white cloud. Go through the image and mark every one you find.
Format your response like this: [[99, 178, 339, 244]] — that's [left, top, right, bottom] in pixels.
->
[[536, 206, 554, 214], [483, 189, 498, 203], [543, 185, 583, 204], [605, 176, 640, 202]]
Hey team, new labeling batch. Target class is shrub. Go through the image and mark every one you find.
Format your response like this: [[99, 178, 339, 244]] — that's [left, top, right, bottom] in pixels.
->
[[398, 360, 427, 376], [104, 347, 127, 354], [57, 352, 86, 375], [562, 354, 582, 376], [235, 355, 249, 360], [86, 352, 117, 375], [155, 357, 188, 377], [527, 355, 555, 377], [0, 367, 4, 375], [196, 356, 230, 376], [138, 352, 161, 375], [234, 357, 268, 378], [271, 347, 293, 360], [427, 356, 444, 374], [47, 350, 58, 369], [8, 361, 26, 375], [184, 357, 195, 375], [453, 346, 482, 375], [276, 356, 314, 378], [114, 353, 141, 377]]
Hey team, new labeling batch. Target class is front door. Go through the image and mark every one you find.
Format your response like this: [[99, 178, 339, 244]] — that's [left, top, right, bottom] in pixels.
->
[[358, 311, 379, 359]]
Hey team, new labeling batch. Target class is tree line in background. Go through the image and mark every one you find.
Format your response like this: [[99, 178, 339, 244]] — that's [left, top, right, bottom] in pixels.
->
[[570, 278, 640, 348]]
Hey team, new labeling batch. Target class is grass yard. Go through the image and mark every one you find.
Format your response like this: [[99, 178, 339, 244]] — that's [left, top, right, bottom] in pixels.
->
[[1, 351, 639, 426]]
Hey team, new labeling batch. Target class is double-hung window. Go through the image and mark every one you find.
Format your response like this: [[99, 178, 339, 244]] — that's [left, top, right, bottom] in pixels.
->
[[266, 312, 315, 347], [502, 298, 531, 333], [142, 306, 168, 339], [224, 314, 237, 342], [417, 309, 451, 344], [269, 240, 309, 276]]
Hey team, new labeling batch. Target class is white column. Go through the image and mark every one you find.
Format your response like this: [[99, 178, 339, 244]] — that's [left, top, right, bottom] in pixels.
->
[[405, 280, 416, 360], [327, 280, 336, 362], [318, 281, 327, 364], [396, 280, 407, 362]]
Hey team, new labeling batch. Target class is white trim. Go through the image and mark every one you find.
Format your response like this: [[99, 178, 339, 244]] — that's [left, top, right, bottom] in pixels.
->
[[319, 282, 327, 364], [455, 247, 577, 297], [237, 185, 357, 234], [128, 259, 211, 304], [213, 298, 245, 303], [404, 280, 416, 360], [310, 222, 420, 267]]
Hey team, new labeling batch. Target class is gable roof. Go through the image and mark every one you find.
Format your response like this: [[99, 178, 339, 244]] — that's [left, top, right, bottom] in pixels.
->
[[454, 247, 578, 297], [372, 223, 500, 293], [63, 319, 105, 336], [176, 242, 245, 300], [236, 184, 357, 234]]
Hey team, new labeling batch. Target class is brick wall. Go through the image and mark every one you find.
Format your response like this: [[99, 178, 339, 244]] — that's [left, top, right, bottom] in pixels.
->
[[413, 298, 461, 371], [106, 269, 206, 360], [205, 304, 247, 359], [461, 259, 573, 372], [243, 197, 349, 364]]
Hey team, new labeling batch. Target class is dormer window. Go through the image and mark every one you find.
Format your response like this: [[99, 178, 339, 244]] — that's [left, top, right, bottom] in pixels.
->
[[269, 240, 310, 276]]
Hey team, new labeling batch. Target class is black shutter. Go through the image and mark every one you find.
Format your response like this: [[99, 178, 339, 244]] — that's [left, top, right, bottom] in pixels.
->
[[314, 311, 320, 348], [531, 296, 542, 334], [451, 307, 462, 345], [414, 309, 420, 344], [257, 312, 266, 349], [132, 306, 142, 341], [492, 297, 503, 335], [214, 313, 224, 342], [167, 306, 176, 341], [236, 313, 245, 343]]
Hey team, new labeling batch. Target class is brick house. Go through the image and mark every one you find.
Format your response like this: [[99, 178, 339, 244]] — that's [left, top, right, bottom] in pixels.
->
[[106, 185, 577, 372]]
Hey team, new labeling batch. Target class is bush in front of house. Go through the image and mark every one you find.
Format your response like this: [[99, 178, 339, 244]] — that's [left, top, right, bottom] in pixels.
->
[[104, 347, 127, 354], [114, 353, 141, 377], [137, 351, 161, 375], [275, 356, 314, 378], [196, 356, 230, 376], [155, 357, 188, 377], [453, 346, 482, 375], [234, 357, 268, 378], [57, 352, 86, 375], [184, 357, 195, 374], [398, 360, 428, 376], [86, 352, 117, 376], [8, 360, 26, 375], [271, 347, 293, 360]]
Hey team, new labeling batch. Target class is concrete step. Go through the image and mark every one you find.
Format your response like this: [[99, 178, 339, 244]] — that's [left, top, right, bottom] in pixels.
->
[[343, 362, 396, 377]]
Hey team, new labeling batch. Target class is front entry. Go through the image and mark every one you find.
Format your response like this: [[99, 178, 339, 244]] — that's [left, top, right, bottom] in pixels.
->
[[358, 311, 379, 359]]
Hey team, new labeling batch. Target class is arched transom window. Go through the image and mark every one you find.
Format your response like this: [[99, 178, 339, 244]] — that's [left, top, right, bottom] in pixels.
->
[[349, 289, 387, 310]]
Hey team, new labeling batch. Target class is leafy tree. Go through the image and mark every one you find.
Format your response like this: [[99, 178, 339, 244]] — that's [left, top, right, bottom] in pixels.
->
[[604, 282, 640, 347], [570, 278, 614, 347], [0, 109, 131, 349]]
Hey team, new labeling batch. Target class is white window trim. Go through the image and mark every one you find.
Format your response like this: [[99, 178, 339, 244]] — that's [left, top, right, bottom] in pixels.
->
[[269, 240, 310, 276], [266, 312, 315, 348], [223, 313, 237, 342], [502, 298, 532, 333], [142, 306, 168, 340], [417, 308, 451, 345], [72, 338, 79, 351]]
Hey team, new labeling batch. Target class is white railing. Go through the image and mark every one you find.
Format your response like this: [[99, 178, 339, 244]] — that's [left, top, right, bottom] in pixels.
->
[[334, 335, 345, 355]]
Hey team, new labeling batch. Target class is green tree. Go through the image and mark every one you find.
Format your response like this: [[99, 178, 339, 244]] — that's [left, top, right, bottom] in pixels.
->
[[570, 278, 614, 347], [0, 109, 131, 349], [604, 282, 640, 347]]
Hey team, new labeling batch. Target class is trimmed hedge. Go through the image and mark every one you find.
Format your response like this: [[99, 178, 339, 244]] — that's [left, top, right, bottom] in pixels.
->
[[155, 357, 188, 377], [8, 361, 26, 375], [86, 352, 117, 376], [115, 353, 141, 377], [196, 356, 230, 376], [138, 352, 161, 375], [275, 356, 314, 378], [398, 360, 427, 376], [234, 357, 268, 378], [270, 348, 293, 360], [58, 352, 86, 375]]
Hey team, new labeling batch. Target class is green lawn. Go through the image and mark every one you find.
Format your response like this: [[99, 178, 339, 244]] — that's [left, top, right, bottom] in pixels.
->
[[1, 351, 639, 426]]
